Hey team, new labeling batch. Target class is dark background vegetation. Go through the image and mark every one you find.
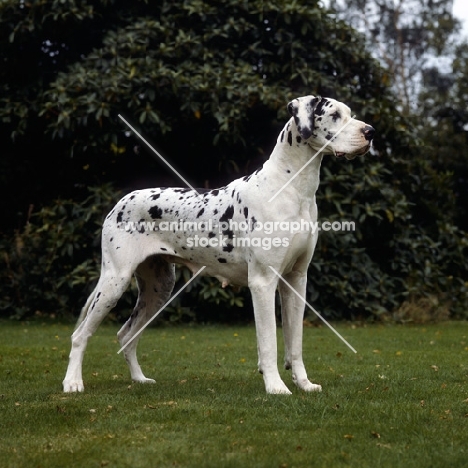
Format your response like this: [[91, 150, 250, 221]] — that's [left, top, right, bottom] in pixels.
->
[[1, 0, 467, 323]]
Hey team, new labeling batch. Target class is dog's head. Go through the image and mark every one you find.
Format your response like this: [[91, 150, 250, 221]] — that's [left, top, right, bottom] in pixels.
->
[[287, 96, 374, 160]]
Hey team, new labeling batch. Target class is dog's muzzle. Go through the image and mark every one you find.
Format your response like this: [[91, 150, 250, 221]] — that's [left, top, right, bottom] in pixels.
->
[[335, 125, 375, 160]]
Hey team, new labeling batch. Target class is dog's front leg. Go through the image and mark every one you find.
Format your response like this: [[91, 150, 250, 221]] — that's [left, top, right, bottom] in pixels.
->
[[249, 270, 291, 395], [279, 270, 322, 392]]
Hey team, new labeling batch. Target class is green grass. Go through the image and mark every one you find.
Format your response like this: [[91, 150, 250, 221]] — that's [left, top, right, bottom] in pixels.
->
[[1, 320, 467, 468]]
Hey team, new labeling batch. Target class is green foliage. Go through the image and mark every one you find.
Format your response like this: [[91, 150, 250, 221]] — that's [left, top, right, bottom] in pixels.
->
[[0, 185, 118, 319], [1, 0, 387, 186], [0, 0, 467, 321], [418, 41, 468, 230], [312, 154, 468, 320]]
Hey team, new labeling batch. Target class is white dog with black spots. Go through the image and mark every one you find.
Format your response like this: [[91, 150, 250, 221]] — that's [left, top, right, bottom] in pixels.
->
[[63, 96, 374, 395]]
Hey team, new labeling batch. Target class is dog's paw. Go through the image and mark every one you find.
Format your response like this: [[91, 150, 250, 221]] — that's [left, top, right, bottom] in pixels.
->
[[63, 380, 84, 393], [267, 385, 292, 395], [265, 380, 292, 395], [296, 379, 322, 392], [133, 377, 156, 384]]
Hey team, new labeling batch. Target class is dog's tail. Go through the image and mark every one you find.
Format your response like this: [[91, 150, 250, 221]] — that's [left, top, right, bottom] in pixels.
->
[[74, 285, 99, 330]]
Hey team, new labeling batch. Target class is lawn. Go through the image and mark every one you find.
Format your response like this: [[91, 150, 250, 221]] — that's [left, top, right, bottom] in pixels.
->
[[0, 320, 467, 467]]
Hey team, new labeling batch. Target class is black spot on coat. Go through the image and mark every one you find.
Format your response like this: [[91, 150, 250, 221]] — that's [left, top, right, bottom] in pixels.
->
[[250, 216, 257, 231], [148, 205, 163, 219], [220, 205, 234, 222]]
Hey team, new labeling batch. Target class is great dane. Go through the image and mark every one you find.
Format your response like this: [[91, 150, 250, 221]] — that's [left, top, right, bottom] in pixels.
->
[[63, 96, 374, 394]]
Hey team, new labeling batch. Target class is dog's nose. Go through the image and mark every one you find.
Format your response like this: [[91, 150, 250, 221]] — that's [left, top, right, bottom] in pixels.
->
[[362, 125, 375, 141]]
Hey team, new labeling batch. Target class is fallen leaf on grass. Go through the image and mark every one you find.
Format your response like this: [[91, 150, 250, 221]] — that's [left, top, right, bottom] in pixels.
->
[[344, 434, 354, 440], [146, 401, 177, 409], [439, 409, 452, 420], [377, 443, 392, 449]]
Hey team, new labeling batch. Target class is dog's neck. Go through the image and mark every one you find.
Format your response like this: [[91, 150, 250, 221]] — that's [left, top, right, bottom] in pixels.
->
[[264, 118, 325, 199]]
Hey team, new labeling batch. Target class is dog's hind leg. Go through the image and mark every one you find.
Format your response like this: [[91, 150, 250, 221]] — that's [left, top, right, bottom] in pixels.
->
[[63, 265, 133, 392], [117, 255, 175, 384], [279, 270, 322, 392], [74, 284, 99, 329]]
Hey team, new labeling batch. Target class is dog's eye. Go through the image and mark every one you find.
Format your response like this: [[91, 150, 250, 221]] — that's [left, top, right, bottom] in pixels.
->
[[331, 111, 340, 121]]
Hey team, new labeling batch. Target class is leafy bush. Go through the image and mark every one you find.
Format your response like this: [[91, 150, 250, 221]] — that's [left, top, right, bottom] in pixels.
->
[[0, 185, 118, 319], [1, 0, 467, 322], [308, 151, 468, 321]]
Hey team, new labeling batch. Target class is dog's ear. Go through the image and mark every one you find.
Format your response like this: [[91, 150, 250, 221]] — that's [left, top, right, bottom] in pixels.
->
[[287, 96, 320, 140]]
